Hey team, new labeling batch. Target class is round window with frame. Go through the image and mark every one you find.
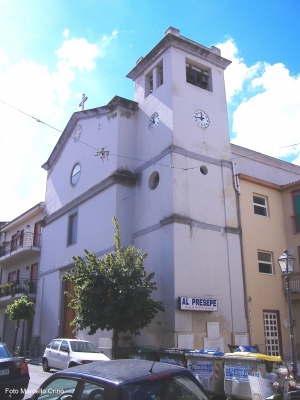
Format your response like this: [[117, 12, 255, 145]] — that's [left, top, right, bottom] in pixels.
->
[[149, 171, 160, 190], [71, 163, 81, 186]]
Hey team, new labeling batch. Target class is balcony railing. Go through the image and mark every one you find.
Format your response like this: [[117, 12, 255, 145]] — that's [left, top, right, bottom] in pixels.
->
[[291, 215, 300, 234], [282, 272, 300, 295], [0, 278, 37, 299], [0, 232, 42, 257]]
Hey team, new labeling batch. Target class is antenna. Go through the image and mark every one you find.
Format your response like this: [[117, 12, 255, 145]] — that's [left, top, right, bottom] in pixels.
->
[[149, 340, 164, 373]]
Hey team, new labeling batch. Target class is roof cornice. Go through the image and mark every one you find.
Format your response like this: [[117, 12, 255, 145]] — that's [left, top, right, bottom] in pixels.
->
[[126, 27, 231, 81], [238, 173, 300, 193], [41, 96, 138, 172]]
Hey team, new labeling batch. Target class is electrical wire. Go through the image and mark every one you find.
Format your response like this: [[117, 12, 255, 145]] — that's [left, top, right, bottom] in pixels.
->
[[0, 99, 62, 132], [1, 98, 300, 179]]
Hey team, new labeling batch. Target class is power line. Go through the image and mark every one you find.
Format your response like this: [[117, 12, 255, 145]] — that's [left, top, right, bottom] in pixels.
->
[[1, 98, 300, 178], [0, 99, 62, 132]]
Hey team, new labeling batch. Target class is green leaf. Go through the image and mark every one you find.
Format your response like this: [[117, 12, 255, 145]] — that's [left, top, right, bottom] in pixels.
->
[[62, 217, 165, 355]]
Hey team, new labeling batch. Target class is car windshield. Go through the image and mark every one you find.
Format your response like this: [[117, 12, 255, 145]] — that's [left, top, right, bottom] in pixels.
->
[[124, 374, 209, 400], [70, 341, 100, 353], [0, 343, 16, 358]]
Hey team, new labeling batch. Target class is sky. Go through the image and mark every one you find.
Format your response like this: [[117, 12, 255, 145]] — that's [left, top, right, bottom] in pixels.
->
[[0, 0, 299, 221]]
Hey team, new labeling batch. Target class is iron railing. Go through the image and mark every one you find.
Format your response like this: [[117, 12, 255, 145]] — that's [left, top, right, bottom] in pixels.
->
[[0, 278, 37, 298], [0, 232, 42, 257], [282, 272, 300, 295]]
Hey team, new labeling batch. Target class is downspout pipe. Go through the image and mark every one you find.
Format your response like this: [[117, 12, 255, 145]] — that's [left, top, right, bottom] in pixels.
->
[[232, 163, 252, 341]]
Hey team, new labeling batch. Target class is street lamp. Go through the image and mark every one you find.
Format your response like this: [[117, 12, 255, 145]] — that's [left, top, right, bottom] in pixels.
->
[[278, 249, 298, 377]]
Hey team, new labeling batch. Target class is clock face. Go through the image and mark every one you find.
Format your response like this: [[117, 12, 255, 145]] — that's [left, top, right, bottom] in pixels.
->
[[148, 112, 160, 131], [194, 110, 210, 128], [73, 124, 82, 142]]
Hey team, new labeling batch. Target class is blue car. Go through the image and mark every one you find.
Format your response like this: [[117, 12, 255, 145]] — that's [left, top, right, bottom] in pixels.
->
[[26, 359, 209, 400], [0, 341, 30, 399]]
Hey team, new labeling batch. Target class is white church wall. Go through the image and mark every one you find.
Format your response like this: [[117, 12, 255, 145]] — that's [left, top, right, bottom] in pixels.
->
[[171, 153, 233, 227], [132, 226, 176, 347], [133, 155, 173, 233], [36, 273, 62, 349], [45, 112, 137, 216], [170, 47, 231, 161], [173, 223, 246, 349], [232, 144, 300, 185]]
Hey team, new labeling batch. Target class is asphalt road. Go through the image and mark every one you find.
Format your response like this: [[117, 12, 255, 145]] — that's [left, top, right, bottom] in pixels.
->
[[25, 363, 55, 398]]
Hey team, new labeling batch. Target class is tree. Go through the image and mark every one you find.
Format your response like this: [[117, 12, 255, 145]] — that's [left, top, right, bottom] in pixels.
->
[[62, 217, 164, 358], [5, 296, 35, 354]]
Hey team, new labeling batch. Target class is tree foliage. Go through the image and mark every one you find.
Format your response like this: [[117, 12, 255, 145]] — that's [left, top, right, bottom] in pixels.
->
[[5, 296, 35, 352], [62, 217, 164, 355]]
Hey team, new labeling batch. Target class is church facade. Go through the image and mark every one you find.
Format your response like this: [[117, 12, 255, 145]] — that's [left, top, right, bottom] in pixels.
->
[[32, 27, 300, 358]]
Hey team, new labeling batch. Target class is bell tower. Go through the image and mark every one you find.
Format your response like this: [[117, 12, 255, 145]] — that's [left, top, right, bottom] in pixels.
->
[[126, 28, 247, 350], [126, 27, 232, 161]]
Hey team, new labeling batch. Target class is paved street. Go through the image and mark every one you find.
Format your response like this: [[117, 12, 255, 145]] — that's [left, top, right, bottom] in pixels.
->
[[25, 362, 54, 397]]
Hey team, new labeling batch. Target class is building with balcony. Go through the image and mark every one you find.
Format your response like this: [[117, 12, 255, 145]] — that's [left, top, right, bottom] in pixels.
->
[[0, 202, 44, 354], [233, 145, 300, 359]]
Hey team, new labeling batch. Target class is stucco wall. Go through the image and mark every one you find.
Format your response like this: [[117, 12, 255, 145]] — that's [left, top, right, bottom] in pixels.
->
[[238, 178, 293, 356]]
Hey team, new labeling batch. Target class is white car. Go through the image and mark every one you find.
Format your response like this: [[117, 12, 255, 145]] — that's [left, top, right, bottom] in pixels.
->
[[42, 338, 109, 371]]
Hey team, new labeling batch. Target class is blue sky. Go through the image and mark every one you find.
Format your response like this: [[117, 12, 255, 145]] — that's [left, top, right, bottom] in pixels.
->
[[0, 0, 299, 220]]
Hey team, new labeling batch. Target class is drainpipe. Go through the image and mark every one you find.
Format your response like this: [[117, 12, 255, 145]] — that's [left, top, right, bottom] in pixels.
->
[[232, 163, 252, 343], [232, 163, 240, 194]]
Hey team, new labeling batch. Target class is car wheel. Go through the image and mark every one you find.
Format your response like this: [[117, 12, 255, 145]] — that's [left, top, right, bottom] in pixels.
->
[[68, 362, 78, 368], [43, 358, 50, 372]]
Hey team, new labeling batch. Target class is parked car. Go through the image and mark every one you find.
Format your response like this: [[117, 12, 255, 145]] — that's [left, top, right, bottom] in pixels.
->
[[0, 341, 30, 400], [42, 338, 109, 372], [26, 359, 209, 400]]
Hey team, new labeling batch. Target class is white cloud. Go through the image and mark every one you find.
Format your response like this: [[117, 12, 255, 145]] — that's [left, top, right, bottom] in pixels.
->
[[216, 39, 261, 102], [217, 39, 300, 164], [56, 38, 101, 72], [55, 30, 118, 73], [0, 48, 9, 66], [231, 63, 300, 159], [101, 30, 118, 47], [0, 30, 118, 220]]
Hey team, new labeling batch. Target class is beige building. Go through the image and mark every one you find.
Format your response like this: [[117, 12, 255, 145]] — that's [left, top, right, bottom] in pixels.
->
[[235, 149, 300, 359]]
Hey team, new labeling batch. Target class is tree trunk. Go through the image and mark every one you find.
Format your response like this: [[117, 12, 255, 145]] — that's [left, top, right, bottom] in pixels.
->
[[113, 329, 119, 360], [12, 318, 20, 352], [20, 320, 25, 356]]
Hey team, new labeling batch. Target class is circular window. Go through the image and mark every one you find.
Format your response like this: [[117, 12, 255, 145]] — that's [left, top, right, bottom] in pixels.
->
[[71, 163, 81, 186], [200, 165, 208, 175], [149, 171, 159, 190]]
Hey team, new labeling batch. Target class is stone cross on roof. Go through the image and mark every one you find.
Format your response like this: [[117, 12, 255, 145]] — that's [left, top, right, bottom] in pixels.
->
[[79, 94, 88, 111]]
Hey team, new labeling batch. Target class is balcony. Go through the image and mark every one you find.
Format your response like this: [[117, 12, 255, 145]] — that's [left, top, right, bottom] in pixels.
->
[[0, 278, 37, 306], [282, 272, 300, 300], [0, 233, 42, 266]]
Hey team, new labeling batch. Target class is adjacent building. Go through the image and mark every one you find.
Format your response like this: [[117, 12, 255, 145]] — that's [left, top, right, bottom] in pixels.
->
[[231, 145, 300, 358], [0, 202, 44, 353]]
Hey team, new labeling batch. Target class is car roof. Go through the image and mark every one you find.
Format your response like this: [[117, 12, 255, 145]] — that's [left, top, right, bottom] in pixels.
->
[[50, 339, 90, 342], [56, 359, 186, 383]]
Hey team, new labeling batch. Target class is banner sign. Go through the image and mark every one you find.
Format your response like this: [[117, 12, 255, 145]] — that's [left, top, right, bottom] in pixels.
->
[[178, 297, 218, 311], [225, 365, 249, 382], [190, 361, 213, 377]]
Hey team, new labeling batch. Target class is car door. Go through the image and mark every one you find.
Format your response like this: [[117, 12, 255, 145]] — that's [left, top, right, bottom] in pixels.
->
[[78, 380, 105, 400], [47, 339, 62, 369], [57, 340, 71, 369]]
